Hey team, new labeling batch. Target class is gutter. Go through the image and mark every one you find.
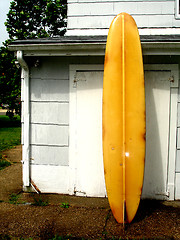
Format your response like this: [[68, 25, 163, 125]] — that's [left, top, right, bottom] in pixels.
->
[[9, 42, 180, 57], [17, 51, 30, 189]]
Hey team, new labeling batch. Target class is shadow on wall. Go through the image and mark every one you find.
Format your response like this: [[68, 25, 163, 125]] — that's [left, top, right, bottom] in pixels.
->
[[142, 70, 171, 199]]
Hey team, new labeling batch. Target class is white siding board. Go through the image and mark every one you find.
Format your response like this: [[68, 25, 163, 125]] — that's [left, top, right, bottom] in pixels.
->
[[177, 103, 180, 126], [68, 2, 174, 16], [68, 0, 174, 1], [31, 102, 69, 125], [115, 2, 174, 15], [68, 0, 174, 2], [176, 150, 180, 172], [67, 0, 180, 34], [177, 128, 180, 149], [175, 173, 180, 199], [31, 124, 68, 146], [68, 16, 114, 29], [30, 79, 69, 102], [31, 145, 69, 166], [31, 165, 70, 194], [68, 15, 177, 29], [30, 60, 69, 80], [68, 3, 113, 16]]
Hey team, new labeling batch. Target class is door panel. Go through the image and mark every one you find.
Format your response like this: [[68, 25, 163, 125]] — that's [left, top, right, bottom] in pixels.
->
[[142, 70, 171, 199], [69, 65, 178, 199], [75, 71, 106, 197]]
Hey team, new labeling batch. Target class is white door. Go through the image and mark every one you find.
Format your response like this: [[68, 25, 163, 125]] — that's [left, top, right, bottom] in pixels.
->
[[75, 71, 106, 197], [69, 64, 178, 199], [142, 65, 178, 200], [69, 65, 106, 197]]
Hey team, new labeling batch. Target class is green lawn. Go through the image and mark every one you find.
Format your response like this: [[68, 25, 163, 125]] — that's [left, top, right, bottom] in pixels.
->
[[0, 114, 21, 169], [0, 115, 21, 152]]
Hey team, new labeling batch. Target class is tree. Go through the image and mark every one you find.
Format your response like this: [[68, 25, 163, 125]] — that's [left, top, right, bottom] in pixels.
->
[[5, 0, 67, 39], [0, 40, 21, 119], [0, 0, 67, 119]]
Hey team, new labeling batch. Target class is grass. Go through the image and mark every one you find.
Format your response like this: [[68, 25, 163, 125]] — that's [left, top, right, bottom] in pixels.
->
[[0, 154, 11, 170], [9, 193, 20, 204], [32, 195, 49, 206], [0, 114, 21, 170], [0, 115, 21, 152]]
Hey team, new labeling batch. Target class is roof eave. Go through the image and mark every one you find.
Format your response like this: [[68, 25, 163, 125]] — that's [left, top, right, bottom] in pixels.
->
[[8, 41, 180, 56]]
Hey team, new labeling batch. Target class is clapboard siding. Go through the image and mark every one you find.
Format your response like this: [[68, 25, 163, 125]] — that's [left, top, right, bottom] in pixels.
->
[[31, 165, 70, 194], [67, 0, 179, 34], [68, 0, 174, 2], [176, 101, 180, 173], [31, 146, 69, 166], [176, 150, 180, 172], [31, 102, 69, 125], [68, 15, 179, 29], [68, 2, 174, 16], [30, 79, 69, 102], [175, 173, 180, 199], [30, 124, 68, 146], [29, 58, 69, 166], [30, 58, 69, 80], [176, 100, 180, 173]]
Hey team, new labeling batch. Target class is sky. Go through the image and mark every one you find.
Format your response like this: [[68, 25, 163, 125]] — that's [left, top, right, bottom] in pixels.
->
[[0, 0, 11, 46]]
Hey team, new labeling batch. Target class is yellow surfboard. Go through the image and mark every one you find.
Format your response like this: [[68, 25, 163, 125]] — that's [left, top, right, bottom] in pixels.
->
[[103, 13, 145, 224]]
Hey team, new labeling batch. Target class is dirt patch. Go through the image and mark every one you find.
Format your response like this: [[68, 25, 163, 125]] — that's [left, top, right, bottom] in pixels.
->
[[0, 145, 22, 202], [0, 146, 180, 239]]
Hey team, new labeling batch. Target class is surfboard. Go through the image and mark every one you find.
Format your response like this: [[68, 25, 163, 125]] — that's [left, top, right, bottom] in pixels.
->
[[103, 12, 145, 224]]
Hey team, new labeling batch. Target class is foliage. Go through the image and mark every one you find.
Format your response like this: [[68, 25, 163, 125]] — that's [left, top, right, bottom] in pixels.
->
[[5, 0, 67, 40], [0, 234, 11, 240], [9, 193, 20, 204], [32, 195, 49, 206], [49, 235, 73, 240], [0, 40, 21, 119], [0, 0, 67, 119], [60, 202, 70, 208]]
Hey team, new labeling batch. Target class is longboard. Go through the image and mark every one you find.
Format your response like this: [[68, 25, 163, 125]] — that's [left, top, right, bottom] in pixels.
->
[[103, 13, 145, 224]]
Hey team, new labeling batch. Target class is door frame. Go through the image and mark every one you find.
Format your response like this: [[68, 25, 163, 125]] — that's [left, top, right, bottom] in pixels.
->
[[69, 64, 178, 200]]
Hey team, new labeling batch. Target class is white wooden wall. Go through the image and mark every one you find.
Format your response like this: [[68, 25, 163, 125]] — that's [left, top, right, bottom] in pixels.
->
[[26, 59, 179, 199], [29, 58, 69, 166], [67, 0, 180, 35]]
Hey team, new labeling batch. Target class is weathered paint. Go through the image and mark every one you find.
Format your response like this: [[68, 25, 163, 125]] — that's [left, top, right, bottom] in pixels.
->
[[69, 65, 106, 197], [29, 58, 69, 172], [21, 55, 178, 199], [67, 0, 179, 36]]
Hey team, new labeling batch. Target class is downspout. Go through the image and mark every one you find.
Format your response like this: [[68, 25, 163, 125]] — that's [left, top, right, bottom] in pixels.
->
[[17, 51, 30, 189]]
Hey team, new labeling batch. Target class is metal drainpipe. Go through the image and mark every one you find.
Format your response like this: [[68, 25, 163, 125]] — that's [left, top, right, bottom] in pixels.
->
[[17, 51, 30, 189]]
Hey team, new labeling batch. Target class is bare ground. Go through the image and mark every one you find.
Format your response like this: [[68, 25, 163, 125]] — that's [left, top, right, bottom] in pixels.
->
[[0, 146, 180, 239]]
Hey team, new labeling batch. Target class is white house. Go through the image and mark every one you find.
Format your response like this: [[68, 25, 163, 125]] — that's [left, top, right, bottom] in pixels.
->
[[9, 0, 180, 200]]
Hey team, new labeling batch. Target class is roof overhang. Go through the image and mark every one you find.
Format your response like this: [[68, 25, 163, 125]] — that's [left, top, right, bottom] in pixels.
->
[[8, 35, 180, 56]]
